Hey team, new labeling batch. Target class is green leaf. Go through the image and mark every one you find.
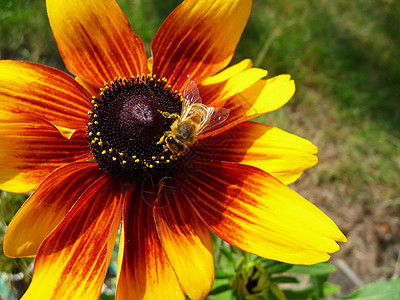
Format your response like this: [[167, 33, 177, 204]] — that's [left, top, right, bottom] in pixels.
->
[[341, 279, 400, 299], [215, 270, 235, 279], [207, 278, 232, 299], [323, 283, 340, 297], [267, 262, 293, 274], [208, 284, 232, 295], [99, 293, 115, 300], [219, 247, 237, 265], [288, 263, 337, 275], [270, 276, 300, 284]]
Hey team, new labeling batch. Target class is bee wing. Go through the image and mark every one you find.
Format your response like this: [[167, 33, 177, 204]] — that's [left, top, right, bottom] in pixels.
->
[[198, 107, 230, 134], [180, 81, 203, 122], [183, 81, 203, 105]]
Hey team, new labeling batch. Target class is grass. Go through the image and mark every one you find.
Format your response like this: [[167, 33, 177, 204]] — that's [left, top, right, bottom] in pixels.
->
[[1, 0, 400, 297]]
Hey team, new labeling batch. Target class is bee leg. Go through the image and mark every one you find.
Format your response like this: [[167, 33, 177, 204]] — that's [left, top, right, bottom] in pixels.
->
[[157, 110, 179, 119], [157, 133, 167, 145]]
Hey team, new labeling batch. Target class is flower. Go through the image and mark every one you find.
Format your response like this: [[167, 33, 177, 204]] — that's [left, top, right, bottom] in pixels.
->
[[231, 259, 271, 299], [0, 0, 346, 299]]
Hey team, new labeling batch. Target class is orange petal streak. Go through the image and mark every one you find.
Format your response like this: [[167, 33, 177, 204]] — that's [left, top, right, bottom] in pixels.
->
[[0, 116, 90, 193], [4, 162, 103, 258], [116, 185, 184, 300], [154, 182, 214, 299], [75, 76, 102, 97], [177, 161, 347, 265], [0, 61, 91, 130], [152, 0, 252, 91], [196, 121, 318, 185], [46, 0, 148, 85], [21, 175, 123, 300]]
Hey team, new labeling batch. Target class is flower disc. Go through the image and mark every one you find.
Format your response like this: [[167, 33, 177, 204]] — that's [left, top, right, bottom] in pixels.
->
[[86, 75, 183, 182]]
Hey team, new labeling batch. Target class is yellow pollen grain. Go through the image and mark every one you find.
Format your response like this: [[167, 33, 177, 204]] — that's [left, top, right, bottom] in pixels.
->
[[119, 152, 124, 156], [135, 159, 139, 163], [88, 132, 93, 136], [166, 159, 170, 163], [155, 161, 160, 164], [102, 150, 106, 154], [98, 141, 103, 146], [161, 156, 165, 160], [112, 157, 117, 161], [96, 132, 101, 136], [122, 160, 127, 164], [109, 149, 113, 153], [94, 121, 98, 125], [132, 155, 136, 159], [151, 156, 156, 160]]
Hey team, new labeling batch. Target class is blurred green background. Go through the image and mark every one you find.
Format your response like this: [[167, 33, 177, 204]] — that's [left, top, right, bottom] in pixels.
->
[[1, 0, 400, 298]]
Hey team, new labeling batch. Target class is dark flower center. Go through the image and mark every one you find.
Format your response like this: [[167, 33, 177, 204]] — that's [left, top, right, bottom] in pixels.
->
[[86, 75, 183, 182]]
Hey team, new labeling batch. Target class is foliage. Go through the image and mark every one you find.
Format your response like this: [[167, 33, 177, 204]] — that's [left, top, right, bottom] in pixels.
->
[[341, 279, 400, 300]]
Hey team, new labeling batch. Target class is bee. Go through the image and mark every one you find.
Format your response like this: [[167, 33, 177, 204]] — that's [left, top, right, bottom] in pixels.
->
[[158, 81, 229, 155]]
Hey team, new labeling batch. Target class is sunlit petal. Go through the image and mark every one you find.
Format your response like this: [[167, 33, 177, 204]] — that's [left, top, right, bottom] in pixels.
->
[[22, 175, 123, 300], [116, 185, 184, 300], [75, 76, 102, 97], [177, 161, 346, 265], [154, 181, 214, 299], [47, 0, 148, 85], [203, 75, 295, 136], [0, 60, 91, 129], [199, 67, 268, 106], [197, 121, 318, 184], [152, 0, 252, 91], [4, 162, 102, 257], [0, 116, 90, 193]]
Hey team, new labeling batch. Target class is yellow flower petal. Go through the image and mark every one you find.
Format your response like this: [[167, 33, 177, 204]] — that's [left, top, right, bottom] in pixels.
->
[[177, 161, 346, 265], [154, 184, 214, 300], [75, 76, 101, 97], [200, 59, 253, 85], [47, 0, 147, 85], [197, 121, 318, 185], [4, 162, 102, 257], [0, 60, 91, 129], [201, 74, 296, 137], [21, 176, 123, 300], [199, 67, 268, 106], [152, 0, 252, 91], [116, 185, 185, 300], [0, 116, 90, 193], [243, 75, 296, 117]]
